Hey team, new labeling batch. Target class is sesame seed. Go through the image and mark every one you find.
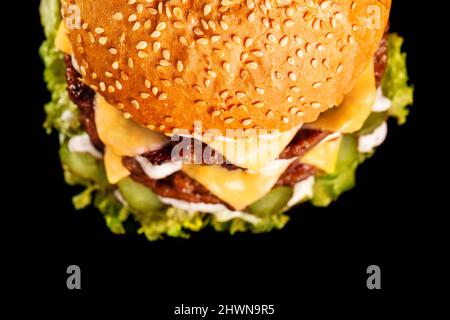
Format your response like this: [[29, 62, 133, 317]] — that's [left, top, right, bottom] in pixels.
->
[[288, 72, 297, 81], [138, 51, 148, 58], [131, 100, 140, 109], [153, 42, 161, 52], [204, 4, 212, 16], [123, 113, 131, 119], [256, 87, 265, 95], [220, 90, 229, 99], [132, 22, 141, 31], [279, 36, 289, 46], [245, 37, 254, 48], [159, 59, 171, 66], [162, 49, 170, 60], [224, 117, 235, 124], [251, 50, 264, 57], [136, 41, 148, 50], [151, 31, 161, 38], [177, 61, 184, 72], [246, 62, 258, 70], [223, 62, 231, 73]]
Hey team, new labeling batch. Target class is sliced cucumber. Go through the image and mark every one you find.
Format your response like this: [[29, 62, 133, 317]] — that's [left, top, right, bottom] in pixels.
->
[[335, 135, 360, 171], [59, 144, 107, 185], [248, 186, 293, 217], [118, 177, 165, 213]]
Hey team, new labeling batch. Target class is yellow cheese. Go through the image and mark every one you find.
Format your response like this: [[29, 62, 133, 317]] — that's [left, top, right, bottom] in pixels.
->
[[104, 147, 130, 184], [204, 125, 300, 173], [96, 92, 299, 171], [55, 22, 72, 54], [95, 95, 169, 157], [301, 136, 343, 174], [182, 160, 293, 210], [308, 62, 376, 133]]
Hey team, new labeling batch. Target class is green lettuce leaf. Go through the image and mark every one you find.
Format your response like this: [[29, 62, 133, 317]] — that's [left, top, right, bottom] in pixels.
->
[[40, 0, 61, 39], [40, 0, 81, 136], [382, 34, 414, 124], [311, 34, 413, 207]]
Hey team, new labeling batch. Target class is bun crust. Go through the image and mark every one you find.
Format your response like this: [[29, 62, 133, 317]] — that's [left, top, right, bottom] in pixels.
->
[[62, 0, 390, 135]]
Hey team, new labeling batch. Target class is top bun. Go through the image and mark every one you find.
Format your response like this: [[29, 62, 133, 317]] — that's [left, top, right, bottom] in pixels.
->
[[62, 0, 390, 135]]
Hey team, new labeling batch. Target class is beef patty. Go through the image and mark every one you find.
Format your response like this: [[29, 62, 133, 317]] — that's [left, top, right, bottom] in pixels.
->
[[64, 30, 388, 207]]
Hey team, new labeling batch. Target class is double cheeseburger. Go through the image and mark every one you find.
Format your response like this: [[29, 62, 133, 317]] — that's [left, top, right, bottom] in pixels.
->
[[40, 0, 413, 240]]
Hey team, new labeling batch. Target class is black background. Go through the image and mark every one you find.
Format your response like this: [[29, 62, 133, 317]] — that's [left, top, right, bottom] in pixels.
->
[[10, 0, 443, 314]]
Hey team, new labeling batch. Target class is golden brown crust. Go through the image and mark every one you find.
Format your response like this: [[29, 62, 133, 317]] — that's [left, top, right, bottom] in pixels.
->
[[62, 0, 390, 135]]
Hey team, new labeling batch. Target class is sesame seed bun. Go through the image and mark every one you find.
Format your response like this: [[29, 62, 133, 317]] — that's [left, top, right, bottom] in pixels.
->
[[62, 0, 390, 135]]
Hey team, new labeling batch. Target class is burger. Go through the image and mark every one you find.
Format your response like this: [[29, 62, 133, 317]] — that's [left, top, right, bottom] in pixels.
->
[[40, 0, 413, 240]]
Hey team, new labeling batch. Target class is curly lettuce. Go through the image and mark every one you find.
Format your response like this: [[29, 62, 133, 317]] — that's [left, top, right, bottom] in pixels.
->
[[40, 0, 81, 136], [382, 34, 414, 124]]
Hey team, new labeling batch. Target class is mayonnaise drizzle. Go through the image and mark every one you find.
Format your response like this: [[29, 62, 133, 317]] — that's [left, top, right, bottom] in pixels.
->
[[135, 156, 183, 180], [372, 87, 392, 112], [287, 176, 315, 207], [157, 196, 261, 225], [68, 133, 102, 159], [358, 122, 388, 153]]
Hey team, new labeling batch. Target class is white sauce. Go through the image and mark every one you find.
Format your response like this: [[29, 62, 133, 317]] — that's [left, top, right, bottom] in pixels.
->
[[372, 87, 392, 112], [287, 176, 315, 207], [68, 133, 103, 159], [252, 158, 296, 176], [358, 122, 388, 153], [157, 196, 261, 225], [135, 156, 183, 180], [61, 110, 75, 122]]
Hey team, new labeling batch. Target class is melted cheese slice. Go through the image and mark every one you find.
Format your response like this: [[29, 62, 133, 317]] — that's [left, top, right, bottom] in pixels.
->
[[95, 95, 169, 157], [301, 136, 343, 174], [182, 160, 293, 210], [201, 125, 300, 173], [55, 22, 72, 54], [308, 62, 376, 133], [104, 147, 130, 184]]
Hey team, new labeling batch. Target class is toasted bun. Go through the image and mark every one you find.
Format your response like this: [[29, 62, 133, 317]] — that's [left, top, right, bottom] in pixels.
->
[[62, 0, 390, 135]]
